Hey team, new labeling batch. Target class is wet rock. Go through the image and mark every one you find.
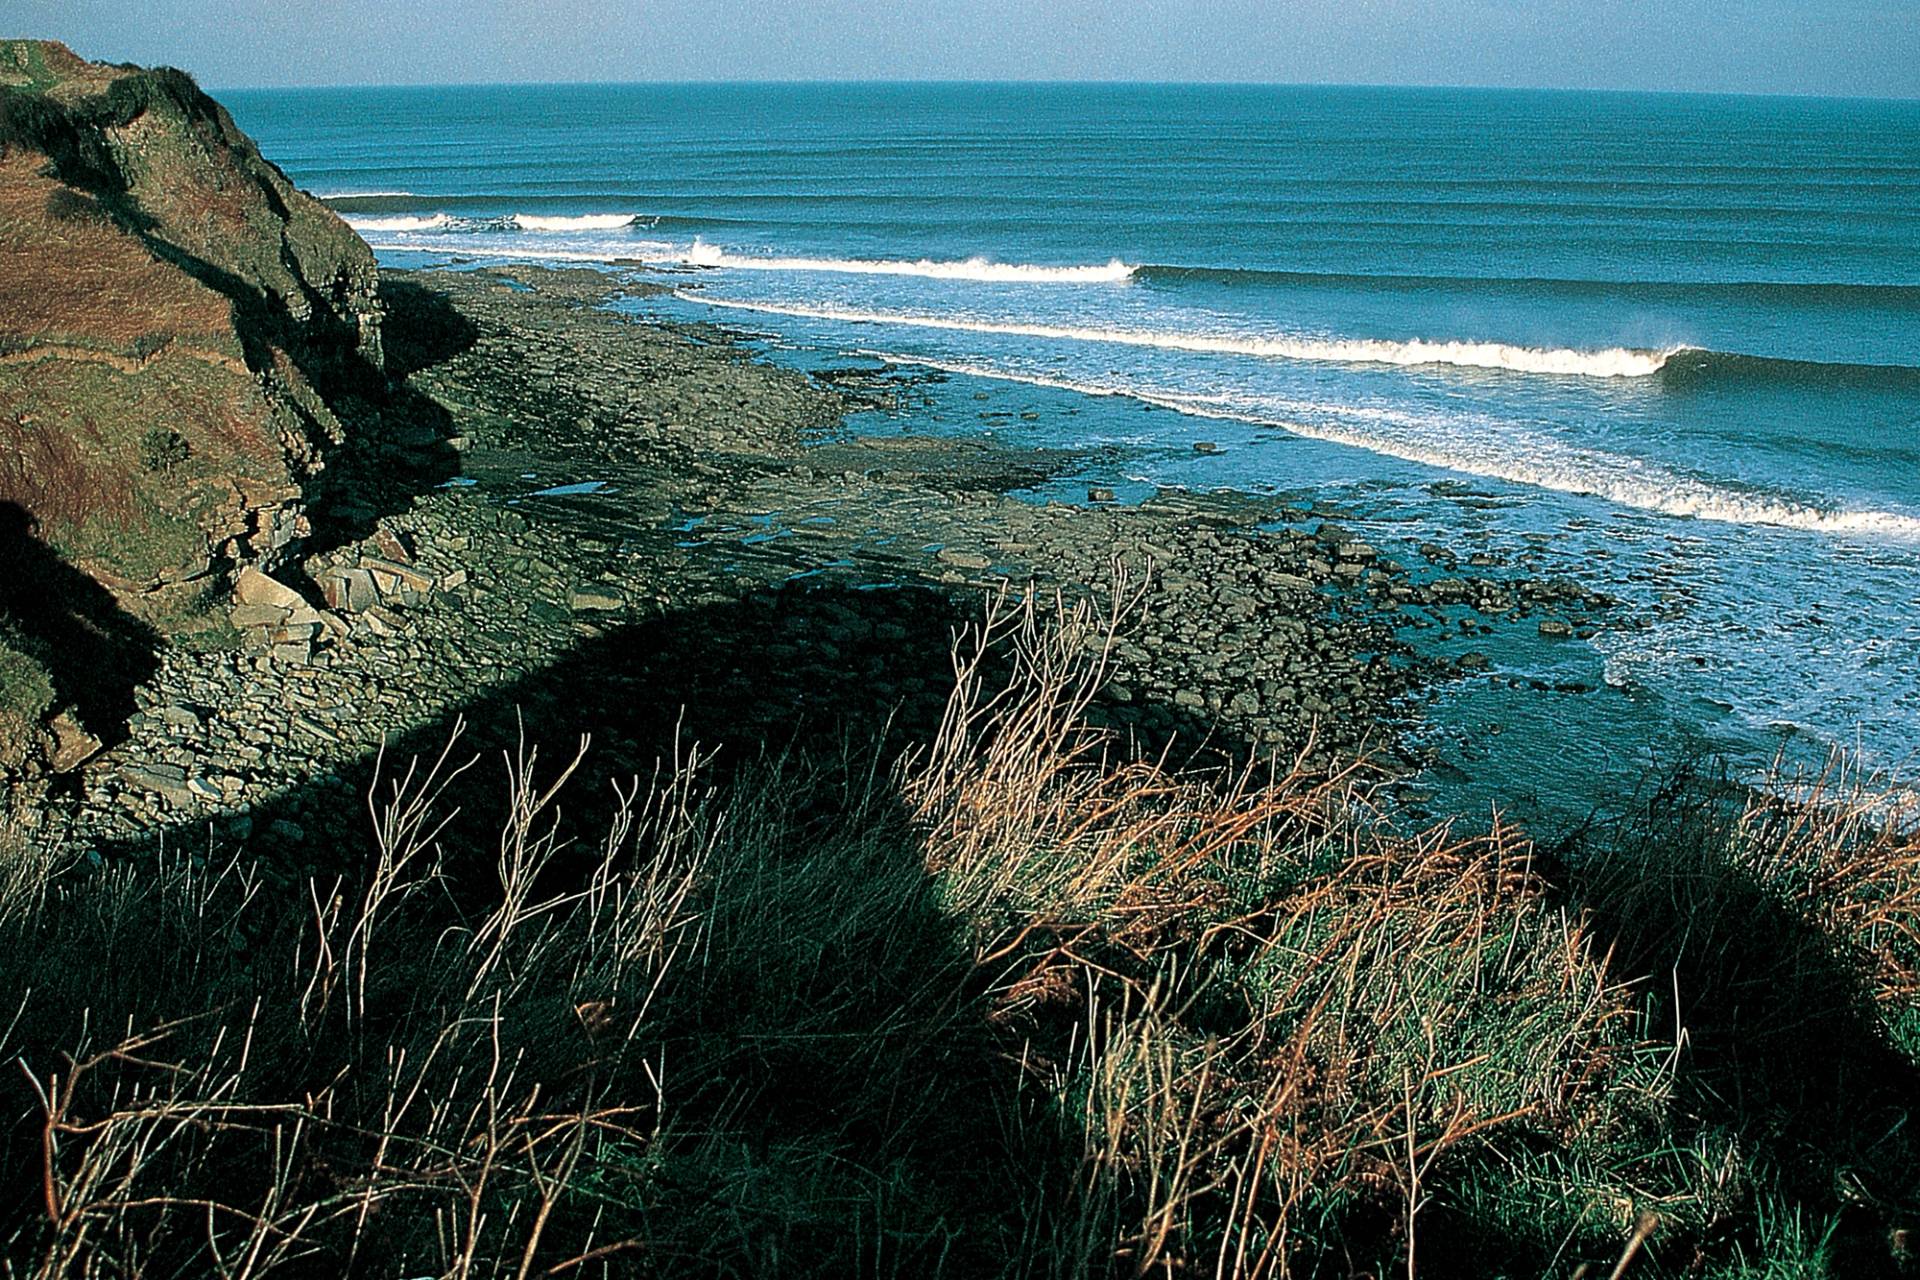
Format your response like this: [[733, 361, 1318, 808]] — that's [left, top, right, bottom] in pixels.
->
[[936, 548, 993, 571]]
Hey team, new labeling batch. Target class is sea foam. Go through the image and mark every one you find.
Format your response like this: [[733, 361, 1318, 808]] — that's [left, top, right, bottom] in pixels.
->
[[684, 242, 1136, 283], [684, 294, 1675, 377], [362, 240, 678, 263], [346, 213, 454, 232], [510, 213, 639, 231], [872, 352, 1920, 541]]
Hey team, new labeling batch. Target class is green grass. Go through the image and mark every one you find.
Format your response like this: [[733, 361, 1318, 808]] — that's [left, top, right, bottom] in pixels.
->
[[0, 590, 1914, 1277]]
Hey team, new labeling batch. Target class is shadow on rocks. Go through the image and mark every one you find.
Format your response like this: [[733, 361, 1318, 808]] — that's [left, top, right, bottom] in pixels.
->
[[47, 577, 1250, 1275], [0, 499, 162, 748], [294, 275, 479, 557]]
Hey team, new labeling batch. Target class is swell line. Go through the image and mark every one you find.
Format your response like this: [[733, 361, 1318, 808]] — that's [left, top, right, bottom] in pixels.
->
[[683, 292, 1677, 378], [683, 242, 1135, 283]]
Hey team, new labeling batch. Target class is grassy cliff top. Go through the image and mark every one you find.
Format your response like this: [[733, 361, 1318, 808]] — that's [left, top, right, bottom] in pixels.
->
[[0, 39, 123, 98]]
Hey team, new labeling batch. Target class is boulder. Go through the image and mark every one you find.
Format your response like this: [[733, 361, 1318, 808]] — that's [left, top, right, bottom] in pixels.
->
[[234, 566, 307, 613], [230, 602, 291, 629], [47, 710, 101, 773], [120, 760, 193, 805], [322, 567, 381, 613], [360, 557, 435, 595]]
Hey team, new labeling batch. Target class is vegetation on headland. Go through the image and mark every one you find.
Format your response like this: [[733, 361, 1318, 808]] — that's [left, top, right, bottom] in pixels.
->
[[1, 585, 1915, 1278]]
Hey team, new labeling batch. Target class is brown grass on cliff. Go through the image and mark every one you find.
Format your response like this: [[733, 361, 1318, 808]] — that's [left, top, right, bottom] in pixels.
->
[[0, 411, 132, 537], [0, 153, 233, 358]]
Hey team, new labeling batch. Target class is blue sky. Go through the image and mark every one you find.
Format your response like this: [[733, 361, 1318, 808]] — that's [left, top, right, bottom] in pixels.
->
[[11, 0, 1920, 96]]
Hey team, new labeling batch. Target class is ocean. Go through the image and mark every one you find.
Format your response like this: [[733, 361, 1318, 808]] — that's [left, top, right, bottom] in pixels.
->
[[223, 82, 1920, 819]]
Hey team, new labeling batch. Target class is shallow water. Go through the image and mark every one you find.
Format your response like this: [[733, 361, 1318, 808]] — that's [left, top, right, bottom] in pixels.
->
[[228, 82, 1920, 814]]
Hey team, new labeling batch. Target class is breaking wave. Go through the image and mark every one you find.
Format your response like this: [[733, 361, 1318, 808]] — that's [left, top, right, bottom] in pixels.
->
[[873, 352, 1920, 540], [682, 242, 1136, 283], [683, 293, 1677, 377], [361, 240, 676, 263], [346, 213, 453, 232], [510, 213, 640, 231]]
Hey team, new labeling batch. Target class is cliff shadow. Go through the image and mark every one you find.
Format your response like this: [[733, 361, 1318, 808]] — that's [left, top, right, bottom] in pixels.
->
[[299, 274, 479, 554], [106, 236, 477, 555], [0, 499, 161, 748], [10, 577, 1253, 1275]]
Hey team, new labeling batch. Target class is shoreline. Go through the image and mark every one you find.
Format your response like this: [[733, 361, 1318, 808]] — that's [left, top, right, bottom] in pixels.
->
[[54, 263, 1624, 854]]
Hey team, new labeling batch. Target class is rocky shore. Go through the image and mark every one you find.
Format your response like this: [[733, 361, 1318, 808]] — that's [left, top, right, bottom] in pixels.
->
[[46, 264, 1613, 858]]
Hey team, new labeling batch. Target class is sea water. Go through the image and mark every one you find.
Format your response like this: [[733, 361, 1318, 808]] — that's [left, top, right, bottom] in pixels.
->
[[224, 83, 1920, 819]]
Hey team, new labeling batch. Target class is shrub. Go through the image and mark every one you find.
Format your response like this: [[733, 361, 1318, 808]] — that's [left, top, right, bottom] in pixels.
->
[[136, 425, 189, 473], [0, 626, 53, 769]]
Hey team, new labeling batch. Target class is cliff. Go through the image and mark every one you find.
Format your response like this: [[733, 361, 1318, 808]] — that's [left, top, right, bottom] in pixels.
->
[[0, 39, 385, 770], [0, 39, 381, 610]]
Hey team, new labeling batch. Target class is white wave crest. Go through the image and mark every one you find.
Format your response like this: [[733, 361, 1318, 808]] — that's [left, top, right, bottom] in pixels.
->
[[511, 213, 639, 231], [683, 294, 1674, 377], [684, 242, 1136, 284], [319, 190, 416, 199], [346, 213, 453, 232], [869, 352, 1920, 541]]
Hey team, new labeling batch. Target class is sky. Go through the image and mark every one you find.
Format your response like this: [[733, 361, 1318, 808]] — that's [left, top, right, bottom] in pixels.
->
[[10, 0, 1920, 97]]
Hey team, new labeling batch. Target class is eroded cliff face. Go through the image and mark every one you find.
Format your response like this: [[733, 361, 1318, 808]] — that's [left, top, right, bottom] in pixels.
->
[[0, 39, 382, 629]]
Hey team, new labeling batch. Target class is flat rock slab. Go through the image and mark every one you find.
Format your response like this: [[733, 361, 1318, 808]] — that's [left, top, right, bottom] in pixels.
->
[[120, 761, 193, 804], [569, 589, 625, 612], [234, 565, 306, 612]]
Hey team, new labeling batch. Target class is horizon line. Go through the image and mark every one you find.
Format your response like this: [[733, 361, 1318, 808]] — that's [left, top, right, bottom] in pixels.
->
[[201, 75, 1920, 105]]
